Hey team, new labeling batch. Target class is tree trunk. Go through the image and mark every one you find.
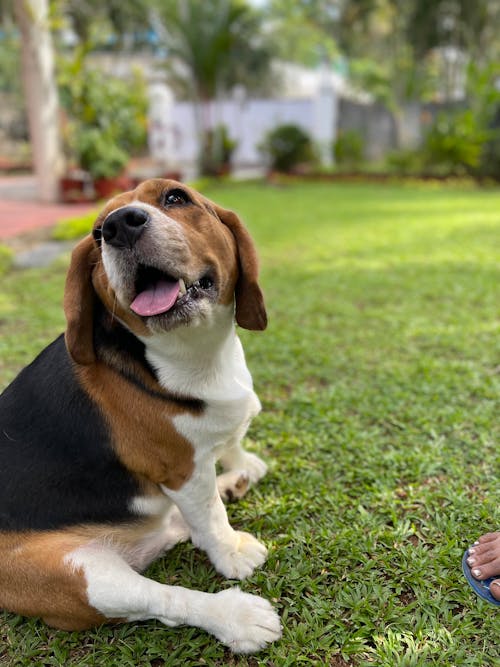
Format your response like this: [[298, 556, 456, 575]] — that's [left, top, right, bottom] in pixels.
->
[[14, 0, 64, 203]]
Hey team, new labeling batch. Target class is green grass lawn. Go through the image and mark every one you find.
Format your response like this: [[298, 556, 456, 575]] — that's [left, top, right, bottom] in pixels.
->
[[1, 180, 500, 666]]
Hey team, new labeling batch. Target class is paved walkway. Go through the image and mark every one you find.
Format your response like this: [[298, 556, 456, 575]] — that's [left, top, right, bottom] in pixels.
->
[[0, 175, 96, 240]]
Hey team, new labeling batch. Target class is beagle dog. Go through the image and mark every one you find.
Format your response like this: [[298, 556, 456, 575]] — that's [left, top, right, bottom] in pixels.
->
[[0, 179, 281, 653]]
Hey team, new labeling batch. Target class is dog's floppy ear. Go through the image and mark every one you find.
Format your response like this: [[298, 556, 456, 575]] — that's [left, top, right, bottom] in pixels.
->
[[211, 203, 267, 331], [64, 235, 98, 365]]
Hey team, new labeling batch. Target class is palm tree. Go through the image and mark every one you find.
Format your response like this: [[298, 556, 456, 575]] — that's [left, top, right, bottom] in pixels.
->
[[153, 0, 276, 173]]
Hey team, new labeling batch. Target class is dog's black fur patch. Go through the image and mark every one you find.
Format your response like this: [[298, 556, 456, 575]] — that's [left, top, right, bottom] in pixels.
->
[[0, 335, 141, 531], [93, 299, 204, 412]]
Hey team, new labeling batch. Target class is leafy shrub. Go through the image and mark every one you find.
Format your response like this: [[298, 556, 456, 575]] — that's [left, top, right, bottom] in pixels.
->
[[421, 110, 490, 175], [58, 59, 148, 179], [333, 130, 364, 168], [0, 245, 13, 276], [475, 106, 500, 180], [260, 124, 316, 172], [200, 125, 237, 177], [52, 210, 99, 241], [73, 128, 129, 180], [466, 62, 500, 179], [385, 148, 425, 175]]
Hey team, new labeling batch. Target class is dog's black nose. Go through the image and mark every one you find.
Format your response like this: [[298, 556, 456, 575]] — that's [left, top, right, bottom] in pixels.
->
[[102, 207, 149, 248]]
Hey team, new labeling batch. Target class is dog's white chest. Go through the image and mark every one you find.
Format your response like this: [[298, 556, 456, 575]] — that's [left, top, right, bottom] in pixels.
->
[[143, 325, 261, 453], [174, 383, 261, 453]]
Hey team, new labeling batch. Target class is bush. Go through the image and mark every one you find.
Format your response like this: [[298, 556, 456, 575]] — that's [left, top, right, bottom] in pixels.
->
[[260, 124, 316, 172], [466, 62, 500, 179], [385, 148, 425, 176], [73, 128, 129, 180], [421, 110, 490, 175], [0, 244, 13, 276], [476, 107, 500, 180], [333, 130, 364, 168], [58, 59, 148, 179], [52, 210, 99, 241], [200, 125, 237, 177]]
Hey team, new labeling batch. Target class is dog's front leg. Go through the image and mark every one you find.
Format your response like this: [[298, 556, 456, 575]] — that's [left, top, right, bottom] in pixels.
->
[[161, 454, 267, 580]]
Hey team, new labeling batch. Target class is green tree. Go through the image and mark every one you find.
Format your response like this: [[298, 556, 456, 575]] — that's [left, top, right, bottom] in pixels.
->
[[55, 0, 153, 49], [51, 0, 152, 181], [267, 0, 378, 62], [407, 0, 500, 63], [0, 3, 21, 96], [268, 0, 500, 149], [152, 0, 276, 173], [268, 0, 423, 146], [405, 0, 500, 102], [265, 0, 339, 66]]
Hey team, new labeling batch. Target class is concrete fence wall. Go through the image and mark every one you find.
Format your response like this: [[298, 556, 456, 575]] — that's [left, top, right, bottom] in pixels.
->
[[148, 81, 444, 175], [148, 82, 338, 176], [0, 79, 461, 175]]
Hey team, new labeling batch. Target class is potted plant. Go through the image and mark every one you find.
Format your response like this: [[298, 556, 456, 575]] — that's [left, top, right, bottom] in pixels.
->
[[59, 59, 148, 199], [74, 127, 132, 199], [200, 125, 237, 177]]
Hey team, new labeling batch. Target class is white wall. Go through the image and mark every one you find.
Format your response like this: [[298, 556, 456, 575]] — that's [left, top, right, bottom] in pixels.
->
[[148, 84, 338, 175]]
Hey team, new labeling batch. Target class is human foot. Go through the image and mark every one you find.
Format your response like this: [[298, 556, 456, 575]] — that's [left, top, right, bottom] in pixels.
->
[[463, 532, 500, 604]]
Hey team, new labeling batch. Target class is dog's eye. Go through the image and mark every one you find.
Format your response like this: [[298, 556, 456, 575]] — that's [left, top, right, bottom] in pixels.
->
[[164, 189, 190, 207]]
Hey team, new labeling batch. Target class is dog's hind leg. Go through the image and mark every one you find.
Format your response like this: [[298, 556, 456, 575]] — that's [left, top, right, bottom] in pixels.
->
[[218, 440, 268, 487], [66, 544, 281, 653], [216, 469, 251, 502]]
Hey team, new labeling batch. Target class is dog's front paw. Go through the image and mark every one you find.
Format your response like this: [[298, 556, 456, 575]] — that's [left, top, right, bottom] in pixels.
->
[[211, 531, 267, 580], [207, 588, 281, 653]]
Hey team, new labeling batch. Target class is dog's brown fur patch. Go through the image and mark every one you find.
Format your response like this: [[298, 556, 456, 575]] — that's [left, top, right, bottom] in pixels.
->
[[77, 362, 196, 490]]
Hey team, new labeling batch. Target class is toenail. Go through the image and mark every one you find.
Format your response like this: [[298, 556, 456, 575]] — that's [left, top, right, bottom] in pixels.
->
[[468, 547, 476, 554], [467, 557, 476, 565], [491, 581, 500, 588], [473, 569, 482, 577]]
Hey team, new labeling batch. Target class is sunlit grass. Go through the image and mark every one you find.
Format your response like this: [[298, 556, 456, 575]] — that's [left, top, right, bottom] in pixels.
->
[[1, 180, 499, 665]]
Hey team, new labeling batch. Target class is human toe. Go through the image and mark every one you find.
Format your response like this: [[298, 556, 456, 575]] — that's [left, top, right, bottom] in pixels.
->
[[491, 580, 500, 601], [476, 532, 500, 545], [468, 552, 500, 580], [469, 533, 500, 555]]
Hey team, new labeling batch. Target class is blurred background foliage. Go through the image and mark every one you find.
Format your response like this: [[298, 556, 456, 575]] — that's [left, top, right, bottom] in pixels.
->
[[1, 0, 500, 178]]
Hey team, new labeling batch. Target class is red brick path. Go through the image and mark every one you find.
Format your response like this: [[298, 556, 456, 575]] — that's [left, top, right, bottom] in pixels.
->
[[0, 199, 95, 239], [0, 175, 95, 240]]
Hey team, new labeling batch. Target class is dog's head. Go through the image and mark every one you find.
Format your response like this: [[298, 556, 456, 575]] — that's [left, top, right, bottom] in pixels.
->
[[64, 179, 267, 365]]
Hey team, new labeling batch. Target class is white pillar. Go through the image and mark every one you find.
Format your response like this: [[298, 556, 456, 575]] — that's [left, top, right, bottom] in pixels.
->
[[148, 80, 175, 168], [312, 64, 338, 167]]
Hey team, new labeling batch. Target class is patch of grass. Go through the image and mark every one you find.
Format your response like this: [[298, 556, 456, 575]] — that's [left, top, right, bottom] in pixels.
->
[[52, 210, 99, 241], [1, 181, 500, 665], [0, 244, 13, 277]]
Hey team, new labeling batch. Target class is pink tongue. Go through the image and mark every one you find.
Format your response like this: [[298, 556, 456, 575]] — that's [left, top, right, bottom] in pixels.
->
[[130, 279, 180, 316]]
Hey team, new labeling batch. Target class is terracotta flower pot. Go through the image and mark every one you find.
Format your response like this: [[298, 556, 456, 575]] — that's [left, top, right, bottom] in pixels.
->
[[93, 174, 134, 200], [59, 172, 94, 203]]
